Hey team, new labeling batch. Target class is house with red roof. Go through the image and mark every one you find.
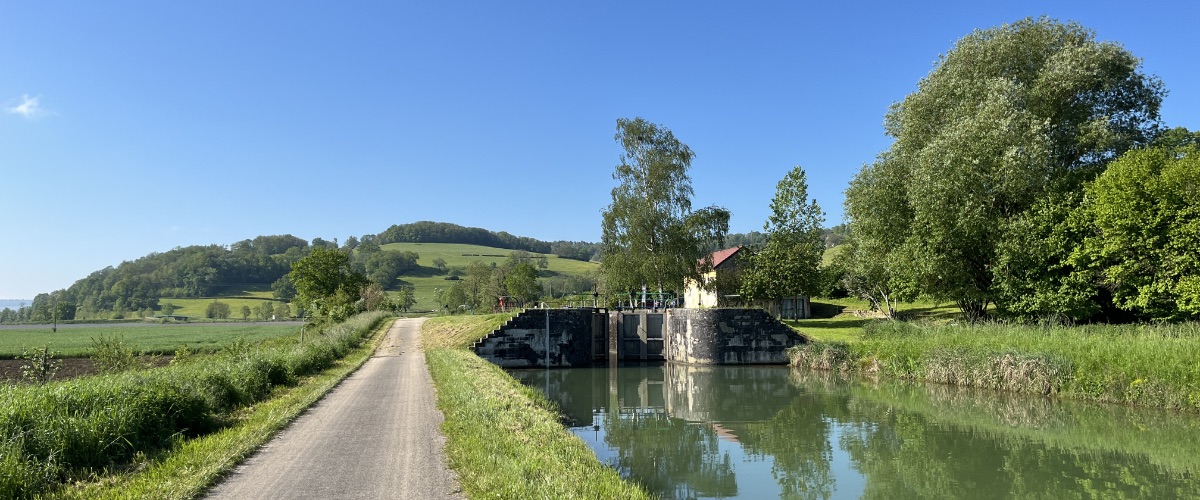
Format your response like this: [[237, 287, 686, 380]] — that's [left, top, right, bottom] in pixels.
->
[[683, 246, 746, 308], [683, 245, 812, 318]]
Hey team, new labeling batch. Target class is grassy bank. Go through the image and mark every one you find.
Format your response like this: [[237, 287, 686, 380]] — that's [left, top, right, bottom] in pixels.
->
[[795, 370, 1200, 476], [789, 320, 1200, 411], [788, 370, 1200, 498], [0, 312, 391, 498], [422, 315, 649, 499], [421, 313, 515, 350]]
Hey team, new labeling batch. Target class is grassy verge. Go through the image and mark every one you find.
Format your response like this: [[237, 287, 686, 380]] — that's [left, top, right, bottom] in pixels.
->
[[789, 320, 1200, 411], [422, 317, 649, 499], [421, 313, 515, 349], [1, 312, 392, 498]]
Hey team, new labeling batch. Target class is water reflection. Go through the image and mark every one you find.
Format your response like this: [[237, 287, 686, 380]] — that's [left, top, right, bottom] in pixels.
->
[[511, 364, 1200, 499]]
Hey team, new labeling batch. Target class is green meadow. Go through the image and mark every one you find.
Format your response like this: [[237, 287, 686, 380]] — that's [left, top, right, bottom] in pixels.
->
[[158, 286, 290, 320], [379, 242, 599, 312], [0, 324, 301, 358], [784, 297, 960, 343]]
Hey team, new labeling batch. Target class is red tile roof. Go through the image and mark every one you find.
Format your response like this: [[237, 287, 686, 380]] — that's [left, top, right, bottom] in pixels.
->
[[708, 246, 742, 269]]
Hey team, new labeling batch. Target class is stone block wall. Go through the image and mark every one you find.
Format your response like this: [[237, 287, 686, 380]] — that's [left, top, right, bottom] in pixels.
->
[[475, 307, 807, 368], [664, 308, 807, 365], [472, 309, 601, 367]]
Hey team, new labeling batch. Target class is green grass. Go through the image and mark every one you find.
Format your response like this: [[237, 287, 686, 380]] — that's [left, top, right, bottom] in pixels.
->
[[783, 298, 958, 343], [156, 297, 289, 320], [0, 324, 301, 358], [421, 316, 649, 499], [790, 320, 1200, 411], [426, 349, 649, 499], [786, 298, 1200, 410], [421, 313, 515, 350], [0, 312, 391, 498], [821, 245, 845, 267], [51, 315, 392, 499], [380, 242, 599, 312]]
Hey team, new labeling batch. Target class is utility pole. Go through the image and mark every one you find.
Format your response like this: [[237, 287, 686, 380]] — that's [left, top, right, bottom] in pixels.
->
[[52, 294, 57, 333]]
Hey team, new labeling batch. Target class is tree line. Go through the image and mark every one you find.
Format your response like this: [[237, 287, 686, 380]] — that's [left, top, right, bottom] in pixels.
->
[[16, 235, 310, 322], [375, 221, 600, 262]]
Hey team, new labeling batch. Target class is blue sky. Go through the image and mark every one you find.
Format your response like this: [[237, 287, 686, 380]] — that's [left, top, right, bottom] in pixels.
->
[[2, 1, 1198, 299]]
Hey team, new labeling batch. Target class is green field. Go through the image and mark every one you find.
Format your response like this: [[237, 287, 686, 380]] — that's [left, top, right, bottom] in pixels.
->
[[821, 244, 845, 266], [157, 286, 290, 320], [0, 323, 301, 358], [379, 242, 599, 312]]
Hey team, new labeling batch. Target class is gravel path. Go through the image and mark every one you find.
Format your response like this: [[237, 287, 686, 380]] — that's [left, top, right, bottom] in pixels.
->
[[205, 317, 463, 499]]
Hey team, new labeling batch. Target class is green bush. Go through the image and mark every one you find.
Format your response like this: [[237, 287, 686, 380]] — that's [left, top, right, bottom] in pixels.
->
[[87, 334, 138, 374]]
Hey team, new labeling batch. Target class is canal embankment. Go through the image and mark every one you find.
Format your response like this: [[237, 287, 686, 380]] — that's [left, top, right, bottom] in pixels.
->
[[421, 314, 651, 499], [789, 318, 1200, 411]]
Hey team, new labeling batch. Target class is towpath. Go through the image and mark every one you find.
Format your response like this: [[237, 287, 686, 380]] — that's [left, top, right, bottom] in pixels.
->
[[206, 317, 463, 499]]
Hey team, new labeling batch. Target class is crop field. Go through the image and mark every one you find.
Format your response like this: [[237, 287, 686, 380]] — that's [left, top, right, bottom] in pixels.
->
[[381, 242, 598, 312], [0, 323, 301, 358]]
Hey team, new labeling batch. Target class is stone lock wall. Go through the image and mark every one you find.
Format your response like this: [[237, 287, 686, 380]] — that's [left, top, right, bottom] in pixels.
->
[[664, 308, 806, 365], [474, 307, 807, 367], [472, 309, 600, 368]]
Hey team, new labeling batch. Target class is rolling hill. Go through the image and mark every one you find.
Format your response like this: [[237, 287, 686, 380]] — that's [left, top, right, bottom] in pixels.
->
[[378, 242, 599, 312]]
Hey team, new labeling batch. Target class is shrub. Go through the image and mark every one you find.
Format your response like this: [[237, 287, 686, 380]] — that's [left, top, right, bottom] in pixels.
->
[[18, 346, 61, 385], [88, 334, 138, 374]]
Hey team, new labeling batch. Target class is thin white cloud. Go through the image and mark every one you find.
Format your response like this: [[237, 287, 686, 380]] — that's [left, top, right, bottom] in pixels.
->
[[6, 94, 52, 119]]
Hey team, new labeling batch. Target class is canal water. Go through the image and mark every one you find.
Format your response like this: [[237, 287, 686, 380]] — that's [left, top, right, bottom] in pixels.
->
[[510, 363, 1200, 499]]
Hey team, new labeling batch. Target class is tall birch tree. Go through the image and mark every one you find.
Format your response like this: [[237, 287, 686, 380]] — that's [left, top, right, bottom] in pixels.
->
[[600, 117, 729, 298]]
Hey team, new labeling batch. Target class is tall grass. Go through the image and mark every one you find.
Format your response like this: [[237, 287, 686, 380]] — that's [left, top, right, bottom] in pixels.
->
[[790, 321, 1200, 411], [0, 312, 390, 499]]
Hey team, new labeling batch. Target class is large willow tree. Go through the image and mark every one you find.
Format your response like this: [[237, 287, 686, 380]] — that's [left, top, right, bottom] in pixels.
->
[[600, 117, 729, 297], [845, 17, 1164, 320]]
